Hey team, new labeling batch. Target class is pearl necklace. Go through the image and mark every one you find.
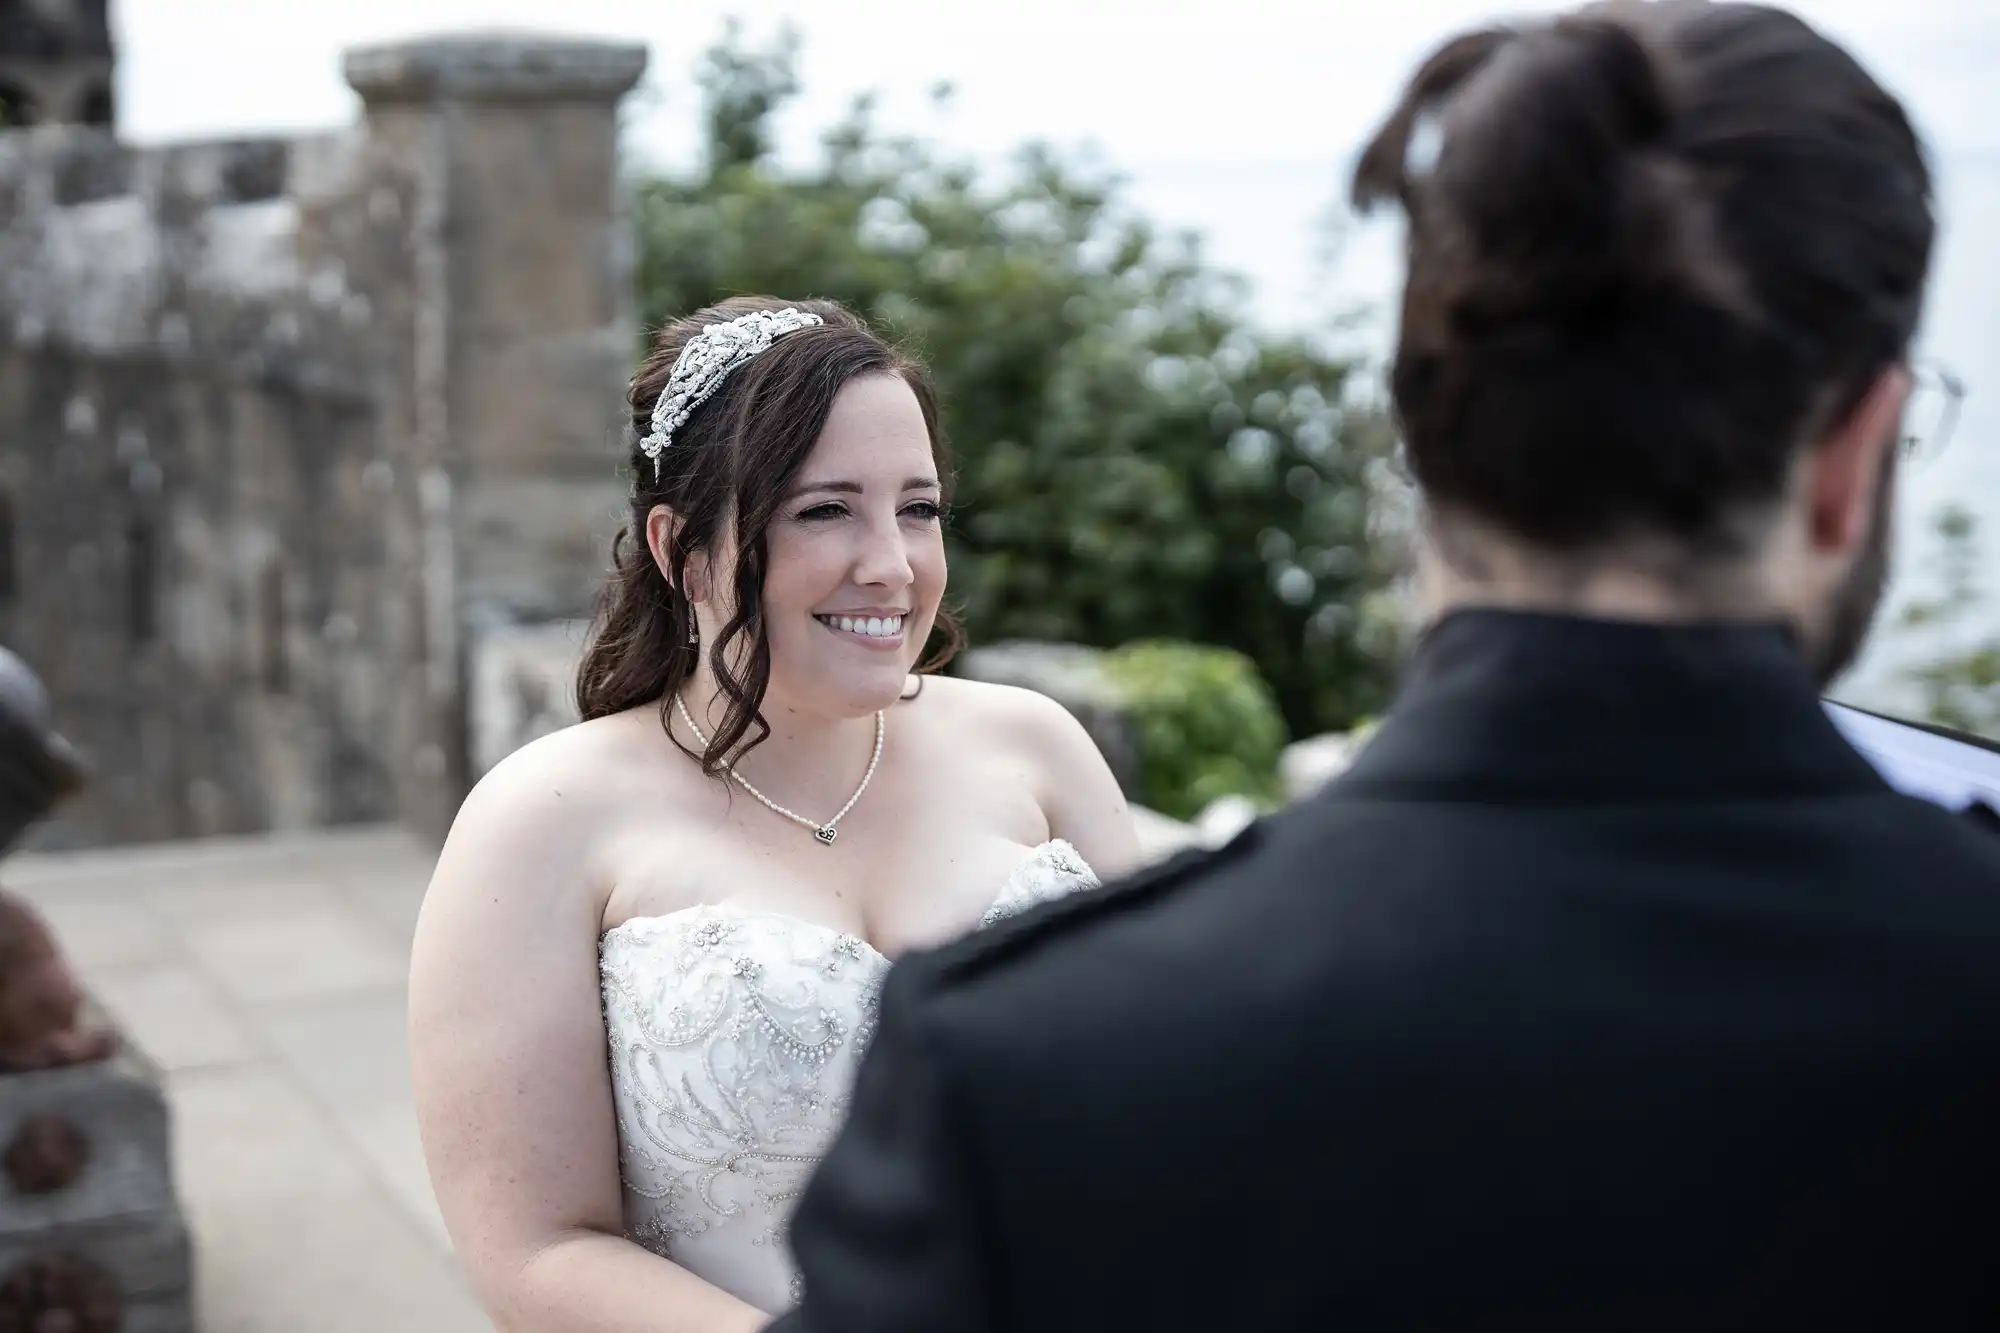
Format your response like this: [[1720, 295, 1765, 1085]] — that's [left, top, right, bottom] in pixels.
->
[[674, 693, 884, 846]]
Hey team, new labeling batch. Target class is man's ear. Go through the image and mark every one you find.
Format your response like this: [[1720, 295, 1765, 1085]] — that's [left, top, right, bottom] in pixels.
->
[[1808, 366, 1909, 553], [644, 505, 704, 603]]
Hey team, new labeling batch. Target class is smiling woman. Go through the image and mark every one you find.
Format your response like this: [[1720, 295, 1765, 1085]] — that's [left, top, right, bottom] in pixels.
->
[[407, 294, 1143, 1329]]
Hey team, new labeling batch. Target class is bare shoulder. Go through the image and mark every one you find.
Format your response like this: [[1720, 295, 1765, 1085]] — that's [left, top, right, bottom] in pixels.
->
[[909, 673, 1144, 875], [457, 710, 655, 832], [431, 707, 685, 916], [906, 673, 1088, 750]]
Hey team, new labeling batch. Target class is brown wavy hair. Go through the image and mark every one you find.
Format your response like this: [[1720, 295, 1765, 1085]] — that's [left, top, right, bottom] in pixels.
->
[[575, 296, 962, 772]]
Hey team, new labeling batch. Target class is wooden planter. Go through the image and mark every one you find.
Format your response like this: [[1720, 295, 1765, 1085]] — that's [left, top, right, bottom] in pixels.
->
[[0, 1045, 194, 1332]]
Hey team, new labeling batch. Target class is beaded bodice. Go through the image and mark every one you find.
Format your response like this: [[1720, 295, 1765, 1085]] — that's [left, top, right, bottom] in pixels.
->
[[599, 840, 1099, 1313]]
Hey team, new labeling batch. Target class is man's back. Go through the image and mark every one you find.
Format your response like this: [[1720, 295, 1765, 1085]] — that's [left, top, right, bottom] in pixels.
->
[[780, 614, 2000, 1329]]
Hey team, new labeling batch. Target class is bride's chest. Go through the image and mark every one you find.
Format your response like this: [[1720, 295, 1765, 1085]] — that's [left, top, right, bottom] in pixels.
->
[[598, 842, 1096, 1080], [608, 831, 1054, 957], [601, 908, 889, 1076]]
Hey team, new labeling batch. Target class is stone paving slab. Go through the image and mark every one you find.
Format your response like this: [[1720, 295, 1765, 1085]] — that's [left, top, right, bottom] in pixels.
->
[[90, 964, 263, 1073], [8, 827, 492, 1333], [168, 1064, 491, 1333]]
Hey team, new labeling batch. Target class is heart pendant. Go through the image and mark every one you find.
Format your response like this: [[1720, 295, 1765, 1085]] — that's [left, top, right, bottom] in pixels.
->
[[815, 826, 838, 845]]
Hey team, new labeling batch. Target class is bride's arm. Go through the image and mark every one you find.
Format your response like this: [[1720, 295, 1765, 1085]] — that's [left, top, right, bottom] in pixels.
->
[[408, 745, 766, 1333], [1015, 692, 1147, 880]]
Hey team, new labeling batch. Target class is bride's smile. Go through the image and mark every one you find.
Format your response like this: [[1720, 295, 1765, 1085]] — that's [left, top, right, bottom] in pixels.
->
[[813, 610, 907, 648]]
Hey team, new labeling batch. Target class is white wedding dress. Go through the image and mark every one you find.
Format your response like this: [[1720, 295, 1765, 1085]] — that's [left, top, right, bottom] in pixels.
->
[[599, 839, 1099, 1313]]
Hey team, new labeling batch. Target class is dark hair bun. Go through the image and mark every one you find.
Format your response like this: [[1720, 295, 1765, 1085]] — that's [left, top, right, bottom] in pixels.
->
[[1359, 16, 1721, 333], [1348, 1, 1932, 554]]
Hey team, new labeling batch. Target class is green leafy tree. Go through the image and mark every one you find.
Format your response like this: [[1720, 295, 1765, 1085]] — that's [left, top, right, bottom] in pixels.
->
[[1896, 504, 2000, 738], [633, 27, 1407, 736]]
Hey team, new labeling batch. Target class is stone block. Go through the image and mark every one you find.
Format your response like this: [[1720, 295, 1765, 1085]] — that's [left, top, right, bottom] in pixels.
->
[[50, 132, 129, 207], [1279, 731, 1357, 801], [0, 1047, 194, 1331], [344, 34, 647, 106], [468, 620, 587, 776]]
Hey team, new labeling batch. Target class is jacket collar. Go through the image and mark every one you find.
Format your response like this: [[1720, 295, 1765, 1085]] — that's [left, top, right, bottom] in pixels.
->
[[1335, 609, 1890, 802]]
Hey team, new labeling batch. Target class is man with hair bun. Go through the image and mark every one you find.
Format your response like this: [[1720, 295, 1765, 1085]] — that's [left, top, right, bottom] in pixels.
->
[[773, 4, 2000, 1329]]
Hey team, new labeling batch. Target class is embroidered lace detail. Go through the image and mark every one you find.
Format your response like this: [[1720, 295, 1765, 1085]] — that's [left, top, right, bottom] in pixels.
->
[[981, 838, 1101, 926], [599, 841, 1096, 1313]]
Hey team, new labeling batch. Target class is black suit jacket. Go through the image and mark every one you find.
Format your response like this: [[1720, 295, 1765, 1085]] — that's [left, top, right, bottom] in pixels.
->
[[772, 611, 2000, 1331]]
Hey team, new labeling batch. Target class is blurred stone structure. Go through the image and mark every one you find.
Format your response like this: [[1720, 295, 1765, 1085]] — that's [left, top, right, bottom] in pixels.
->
[[0, 29, 647, 847], [0, 0, 115, 130]]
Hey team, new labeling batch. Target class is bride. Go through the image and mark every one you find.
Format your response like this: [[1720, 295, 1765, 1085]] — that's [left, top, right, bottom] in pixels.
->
[[409, 296, 1143, 1330]]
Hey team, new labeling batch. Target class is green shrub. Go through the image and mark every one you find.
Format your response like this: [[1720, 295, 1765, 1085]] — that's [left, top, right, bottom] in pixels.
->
[[1103, 640, 1288, 820]]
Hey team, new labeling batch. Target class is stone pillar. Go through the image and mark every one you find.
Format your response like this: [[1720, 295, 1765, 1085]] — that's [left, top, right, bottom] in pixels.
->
[[344, 35, 646, 840]]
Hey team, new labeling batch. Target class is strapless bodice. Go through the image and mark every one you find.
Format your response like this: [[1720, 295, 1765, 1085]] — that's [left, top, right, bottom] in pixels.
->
[[599, 839, 1098, 1312]]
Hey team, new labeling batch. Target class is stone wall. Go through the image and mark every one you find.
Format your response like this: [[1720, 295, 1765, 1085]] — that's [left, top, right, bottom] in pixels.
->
[[467, 620, 588, 780], [0, 34, 646, 848]]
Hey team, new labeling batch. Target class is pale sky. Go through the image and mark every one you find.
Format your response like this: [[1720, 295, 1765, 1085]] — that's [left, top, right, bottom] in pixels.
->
[[111, 0, 2000, 702], [113, 1, 2000, 328], [115, 1, 2000, 155]]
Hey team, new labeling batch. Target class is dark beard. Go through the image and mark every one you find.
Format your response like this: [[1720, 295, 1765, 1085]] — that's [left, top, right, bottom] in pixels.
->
[[1808, 453, 1897, 687]]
